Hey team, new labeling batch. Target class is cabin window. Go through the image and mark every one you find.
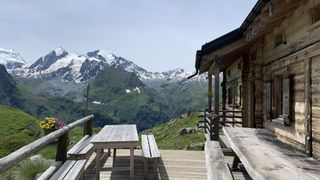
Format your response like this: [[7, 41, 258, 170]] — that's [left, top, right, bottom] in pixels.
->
[[311, 5, 320, 24], [274, 32, 286, 47], [266, 70, 291, 125], [272, 75, 283, 118]]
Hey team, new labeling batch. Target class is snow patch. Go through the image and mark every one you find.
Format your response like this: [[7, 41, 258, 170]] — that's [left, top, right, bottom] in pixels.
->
[[54, 47, 64, 56], [92, 101, 103, 105]]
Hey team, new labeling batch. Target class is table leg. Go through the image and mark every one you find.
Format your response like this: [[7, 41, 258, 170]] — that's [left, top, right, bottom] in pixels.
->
[[108, 148, 111, 157], [95, 148, 101, 180], [130, 146, 134, 180], [113, 148, 117, 167]]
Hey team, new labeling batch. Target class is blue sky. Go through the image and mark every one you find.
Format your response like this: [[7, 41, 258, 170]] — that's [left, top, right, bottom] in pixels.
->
[[0, 0, 257, 72]]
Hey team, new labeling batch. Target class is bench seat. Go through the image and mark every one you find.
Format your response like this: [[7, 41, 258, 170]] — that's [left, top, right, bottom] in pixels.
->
[[205, 141, 233, 180], [141, 135, 160, 180], [68, 135, 95, 160], [49, 160, 86, 180]]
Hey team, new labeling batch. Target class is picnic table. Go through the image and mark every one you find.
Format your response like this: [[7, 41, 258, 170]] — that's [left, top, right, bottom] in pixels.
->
[[91, 124, 139, 180], [223, 127, 320, 180]]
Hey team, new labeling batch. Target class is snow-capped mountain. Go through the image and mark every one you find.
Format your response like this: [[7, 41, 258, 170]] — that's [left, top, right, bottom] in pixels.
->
[[0, 47, 26, 71], [12, 47, 205, 83]]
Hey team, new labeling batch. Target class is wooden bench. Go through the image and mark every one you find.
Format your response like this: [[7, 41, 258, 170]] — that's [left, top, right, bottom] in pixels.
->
[[141, 135, 160, 180], [49, 160, 87, 180], [223, 127, 320, 180], [205, 141, 233, 180], [68, 135, 95, 160], [37, 160, 87, 180]]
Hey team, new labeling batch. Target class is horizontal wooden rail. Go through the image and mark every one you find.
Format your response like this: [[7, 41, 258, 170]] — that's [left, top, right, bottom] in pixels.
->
[[0, 115, 94, 173]]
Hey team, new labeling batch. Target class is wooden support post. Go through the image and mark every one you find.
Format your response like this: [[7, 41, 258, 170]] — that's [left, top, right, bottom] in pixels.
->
[[84, 117, 93, 136], [305, 58, 312, 156], [56, 131, 69, 162], [222, 71, 227, 125], [212, 67, 220, 141], [208, 74, 213, 113]]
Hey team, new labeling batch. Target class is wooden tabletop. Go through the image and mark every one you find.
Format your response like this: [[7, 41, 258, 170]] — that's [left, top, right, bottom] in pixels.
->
[[223, 127, 320, 180], [91, 125, 139, 144]]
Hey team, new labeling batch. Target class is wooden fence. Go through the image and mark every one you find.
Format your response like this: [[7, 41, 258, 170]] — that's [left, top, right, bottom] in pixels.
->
[[0, 115, 94, 173], [199, 109, 242, 141]]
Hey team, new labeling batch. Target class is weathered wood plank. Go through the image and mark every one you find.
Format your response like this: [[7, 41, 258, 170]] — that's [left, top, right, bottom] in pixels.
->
[[91, 125, 139, 144], [204, 141, 233, 180], [148, 135, 160, 158], [223, 127, 320, 180], [50, 160, 76, 180], [63, 160, 86, 180], [37, 161, 62, 180], [141, 135, 151, 158], [68, 135, 95, 159]]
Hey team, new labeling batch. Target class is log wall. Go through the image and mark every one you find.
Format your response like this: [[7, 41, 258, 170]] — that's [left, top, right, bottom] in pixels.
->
[[257, 0, 320, 158]]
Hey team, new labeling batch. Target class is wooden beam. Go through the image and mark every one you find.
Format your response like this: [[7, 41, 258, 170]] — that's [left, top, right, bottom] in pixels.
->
[[204, 141, 233, 180], [305, 58, 312, 156], [208, 74, 213, 113], [222, 71, 227, 125]]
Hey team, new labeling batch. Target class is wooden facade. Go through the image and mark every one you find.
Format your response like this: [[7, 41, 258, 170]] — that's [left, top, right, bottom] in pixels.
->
[[196, 0, 320, 160]]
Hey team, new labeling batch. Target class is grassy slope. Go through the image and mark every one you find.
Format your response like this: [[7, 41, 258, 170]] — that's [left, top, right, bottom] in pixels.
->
[[0, 105, 42, 157], [141, 113, 205, 150]]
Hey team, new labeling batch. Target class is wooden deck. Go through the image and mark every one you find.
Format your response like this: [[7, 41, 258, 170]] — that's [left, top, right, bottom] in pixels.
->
[[83, 149, 250, 180], [84, 149, 207, 180]]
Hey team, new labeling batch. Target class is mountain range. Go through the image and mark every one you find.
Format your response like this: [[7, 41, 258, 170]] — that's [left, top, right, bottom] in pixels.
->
[[0, 46, 207, 131], [8, 47, 205, 84]]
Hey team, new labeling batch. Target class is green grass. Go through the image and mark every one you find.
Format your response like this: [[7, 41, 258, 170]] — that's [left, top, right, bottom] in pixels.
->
[[0, 159, 50, 180], [0, 105, 42, 157], [141, 113, 205, 150]]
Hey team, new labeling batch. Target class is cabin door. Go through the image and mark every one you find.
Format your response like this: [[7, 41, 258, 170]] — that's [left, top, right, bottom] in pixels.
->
[[311, 55, 320, 159]]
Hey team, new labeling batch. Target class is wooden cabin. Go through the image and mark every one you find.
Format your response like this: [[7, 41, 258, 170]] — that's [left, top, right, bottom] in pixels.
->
[[193, 0, 320, 160]]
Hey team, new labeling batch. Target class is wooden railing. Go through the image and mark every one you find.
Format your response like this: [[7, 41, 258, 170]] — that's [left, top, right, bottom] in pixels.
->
[[219, 109, 243, 127], [0, 115, 94, 173], [198, 109, 242, 141]]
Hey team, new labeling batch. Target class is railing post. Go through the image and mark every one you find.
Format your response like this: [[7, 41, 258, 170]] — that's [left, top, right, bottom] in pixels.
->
[[56, 131, 69, 162], [84, 117, 93, 136], [204, 110, 207, 134]]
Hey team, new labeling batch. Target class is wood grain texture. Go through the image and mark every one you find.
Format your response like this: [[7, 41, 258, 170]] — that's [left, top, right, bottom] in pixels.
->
[[50, 160, 86, 180], [147, 135, 160, 158], [312, 55, 320, 159], [37, 161, 62, 180], [68, 135, 95, 159], [85, 150, 207, 180], [204, 141, 233, 180], [91, 125, 139, 144], [223, 127, 320, 180]]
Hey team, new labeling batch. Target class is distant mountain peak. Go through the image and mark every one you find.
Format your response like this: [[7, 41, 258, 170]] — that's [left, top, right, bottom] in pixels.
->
[[54, 47, 67, 56], [9, 47, 205, 84], [0, 47, 26, 71]]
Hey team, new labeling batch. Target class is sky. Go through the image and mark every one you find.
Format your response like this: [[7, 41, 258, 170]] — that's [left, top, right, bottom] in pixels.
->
[[0, 0, 257, 72]]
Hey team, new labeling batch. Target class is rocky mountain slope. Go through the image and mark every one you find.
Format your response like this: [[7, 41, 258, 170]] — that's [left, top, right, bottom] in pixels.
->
[[0, 47, 26, 71], [13, 47, 205, 84]]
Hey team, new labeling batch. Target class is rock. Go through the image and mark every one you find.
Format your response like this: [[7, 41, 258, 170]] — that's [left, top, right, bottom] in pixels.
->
[[187, 143, 205, 150], [179, 128, 194, 135], [30, 155, 45, 162]]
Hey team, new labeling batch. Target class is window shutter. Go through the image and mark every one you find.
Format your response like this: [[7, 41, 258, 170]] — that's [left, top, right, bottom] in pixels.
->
[[266, 77, 272, 120], [283, 70, 291, 125]]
